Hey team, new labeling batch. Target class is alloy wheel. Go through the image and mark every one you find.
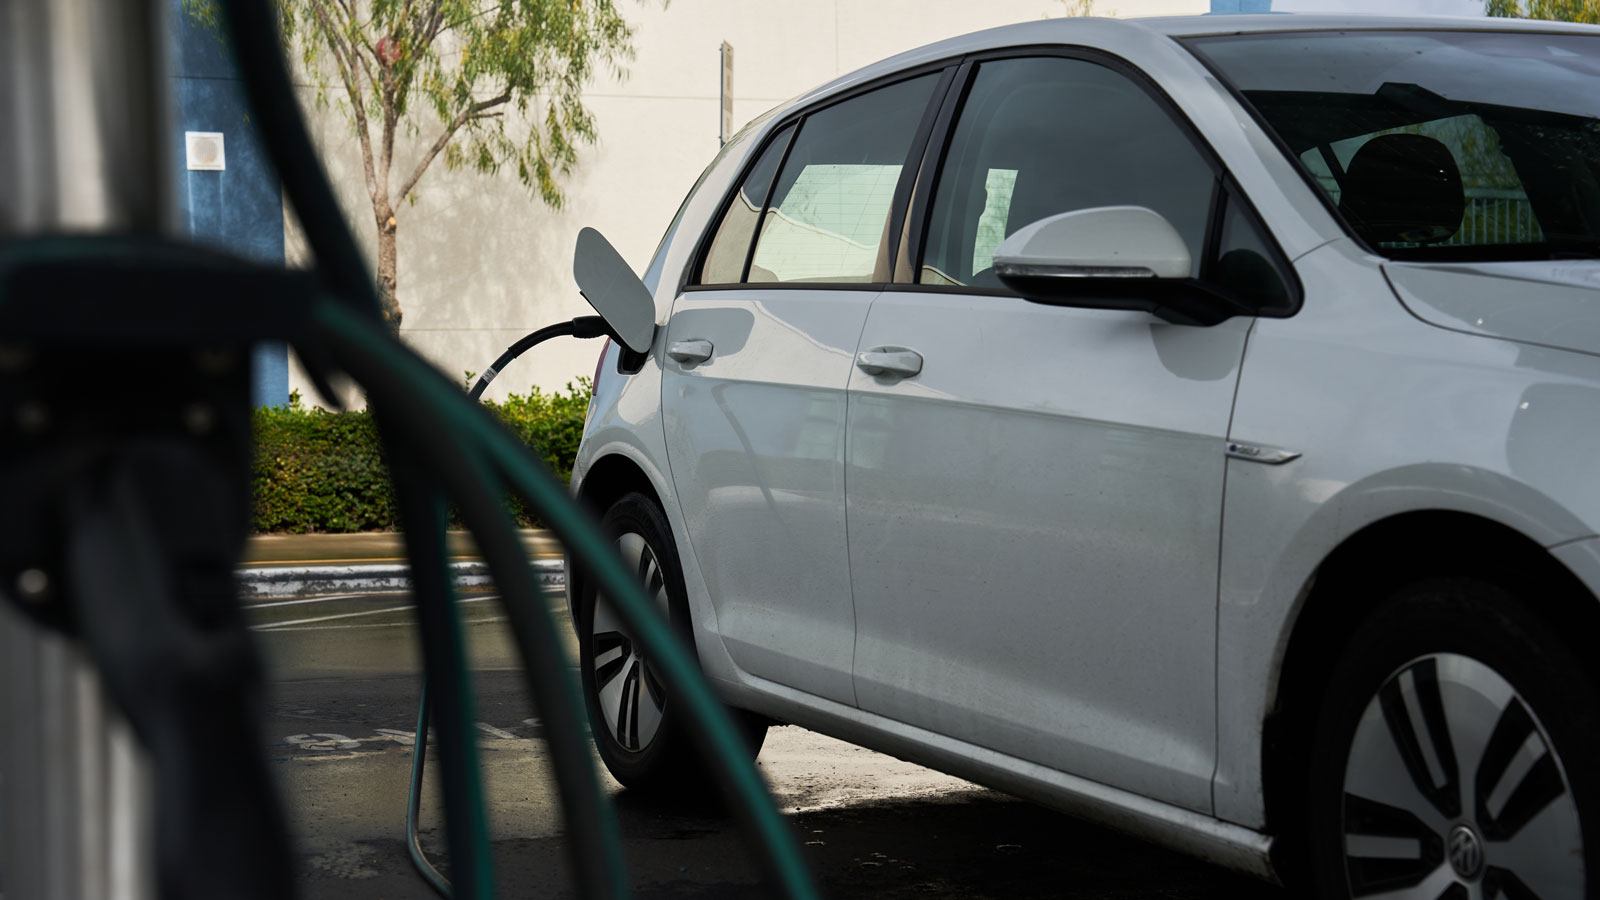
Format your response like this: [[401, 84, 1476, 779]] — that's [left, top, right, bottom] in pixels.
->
[[589, 531, 671, 752], [1341, 653, 1583, 899]]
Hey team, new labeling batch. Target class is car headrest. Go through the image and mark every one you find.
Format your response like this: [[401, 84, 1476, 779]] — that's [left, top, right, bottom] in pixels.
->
[[1337, 133, 1464, 245]]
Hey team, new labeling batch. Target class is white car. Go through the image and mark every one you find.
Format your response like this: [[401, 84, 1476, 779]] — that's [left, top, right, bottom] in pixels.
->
[[569, 14, 1600, 897]]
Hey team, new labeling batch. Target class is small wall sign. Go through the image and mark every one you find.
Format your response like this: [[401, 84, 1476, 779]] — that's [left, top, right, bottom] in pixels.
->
[[185, 131, 226, 171]]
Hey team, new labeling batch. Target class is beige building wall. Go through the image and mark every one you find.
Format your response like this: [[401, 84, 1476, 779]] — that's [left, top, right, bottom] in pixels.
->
[[286, 0, 1206, 405]]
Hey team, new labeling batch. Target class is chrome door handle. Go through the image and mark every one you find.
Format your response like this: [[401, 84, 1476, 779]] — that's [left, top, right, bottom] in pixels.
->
[[856, 346, 923, 378], [667, 339, 714, 364]]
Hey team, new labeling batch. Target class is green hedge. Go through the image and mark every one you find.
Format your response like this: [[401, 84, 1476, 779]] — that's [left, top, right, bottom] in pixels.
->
[[252, 380, 591, 533]]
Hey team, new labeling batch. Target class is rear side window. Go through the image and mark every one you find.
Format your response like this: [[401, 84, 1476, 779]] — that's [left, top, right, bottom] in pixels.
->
[[699, 124, 795, 284], [741, 74, 939, 285]]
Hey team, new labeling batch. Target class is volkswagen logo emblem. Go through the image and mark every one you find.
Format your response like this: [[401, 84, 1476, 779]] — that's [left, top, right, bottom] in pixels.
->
[[1448, 824, 1485, 880]]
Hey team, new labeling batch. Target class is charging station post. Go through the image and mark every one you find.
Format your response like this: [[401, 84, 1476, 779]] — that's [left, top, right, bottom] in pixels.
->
[[0, 2, 167, 897]]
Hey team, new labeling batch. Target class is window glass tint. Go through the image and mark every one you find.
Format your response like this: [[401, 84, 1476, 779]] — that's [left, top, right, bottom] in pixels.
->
[[1187, 31, 1600, 261], [1213, 192, 1291, 312], [1294, 114, 1545, 249], [919, 57, 1213, 288], [699, 124, 794, 284], [748, 75, 938, 284]]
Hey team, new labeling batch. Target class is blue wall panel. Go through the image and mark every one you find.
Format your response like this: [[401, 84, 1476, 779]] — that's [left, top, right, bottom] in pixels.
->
[[169, 2, 290, 406]]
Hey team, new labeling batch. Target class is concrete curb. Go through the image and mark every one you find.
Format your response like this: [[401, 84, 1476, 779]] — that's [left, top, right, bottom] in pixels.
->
[[237, 558, 566, 599]]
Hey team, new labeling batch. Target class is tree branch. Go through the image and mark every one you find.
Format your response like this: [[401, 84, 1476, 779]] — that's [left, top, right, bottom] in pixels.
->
[[422, 0, 447, 44], [307, 0, 381, 207], [393, 90, 511, 206]]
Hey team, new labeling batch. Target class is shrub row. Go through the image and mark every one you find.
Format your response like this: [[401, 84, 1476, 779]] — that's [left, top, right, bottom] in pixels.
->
[[252, 380, 591, 533]]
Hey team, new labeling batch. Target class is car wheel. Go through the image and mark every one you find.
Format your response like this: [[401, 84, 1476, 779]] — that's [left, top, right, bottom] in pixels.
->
[[578, 491, 766, 791], [1307, 577, 1597, 899]]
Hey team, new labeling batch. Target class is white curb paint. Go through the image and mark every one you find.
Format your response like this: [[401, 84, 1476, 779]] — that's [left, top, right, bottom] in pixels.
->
[[236, 559, 565, 598]]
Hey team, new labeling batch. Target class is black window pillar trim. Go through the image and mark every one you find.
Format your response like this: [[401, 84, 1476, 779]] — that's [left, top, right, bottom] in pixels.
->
[[881, 66, 960, 281], [1199, 176, 1227, 285], [894, 59, 974, 285], [737, 123, 800, 284]]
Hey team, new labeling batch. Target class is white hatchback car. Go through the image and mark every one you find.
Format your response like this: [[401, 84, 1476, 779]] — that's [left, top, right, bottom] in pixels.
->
[[569, 14, 1600, 897]]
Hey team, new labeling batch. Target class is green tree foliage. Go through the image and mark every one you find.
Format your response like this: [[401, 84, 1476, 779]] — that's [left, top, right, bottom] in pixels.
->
[[252, 380, 591, 531], [1487, 0, 1600, 24], [190, 0, 641, 328]]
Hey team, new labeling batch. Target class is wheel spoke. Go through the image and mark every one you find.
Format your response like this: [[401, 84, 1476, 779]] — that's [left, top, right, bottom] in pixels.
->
[[635, 665, 667, 748], [1484, 770, 1584, 900], [1354, 857, 1458, 900], [1344, 793, 1446, 895], [1475, 699, 1567, 842], [1378, 659, 1462, 820], [596, 650, 632, 742], [1348, 695, 1453, 838], [644, 557, 664, 606], [616, 659, 642, 750], [593, 634, 627, 685], [642, 662, 666, 710]]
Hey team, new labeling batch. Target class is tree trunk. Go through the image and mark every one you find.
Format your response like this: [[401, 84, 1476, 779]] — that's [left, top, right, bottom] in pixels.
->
[[376, 210, 402, 330]]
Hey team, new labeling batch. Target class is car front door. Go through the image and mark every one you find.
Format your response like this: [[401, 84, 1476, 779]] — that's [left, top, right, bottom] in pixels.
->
[[845, 54, 1295, 812], [660, 72, 946, 706]]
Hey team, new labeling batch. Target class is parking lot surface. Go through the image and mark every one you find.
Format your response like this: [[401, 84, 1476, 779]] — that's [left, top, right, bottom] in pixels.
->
[[256, 591, 1286, 899]]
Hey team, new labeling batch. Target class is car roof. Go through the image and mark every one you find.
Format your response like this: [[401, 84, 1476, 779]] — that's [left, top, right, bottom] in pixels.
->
[[780, 13, 1600, 117], [1133, 12, 1600, 37]]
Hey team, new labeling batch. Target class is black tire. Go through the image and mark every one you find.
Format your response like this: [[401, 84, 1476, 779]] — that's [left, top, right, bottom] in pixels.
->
[[577, 492, 766, 791], [1305, 577, 1599, 899]]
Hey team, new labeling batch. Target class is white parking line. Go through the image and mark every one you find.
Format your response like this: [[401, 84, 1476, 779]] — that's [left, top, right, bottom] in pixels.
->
[[252, 597, 497, 631], [249, 611, 505, 634], [243, 593, 372, 610]]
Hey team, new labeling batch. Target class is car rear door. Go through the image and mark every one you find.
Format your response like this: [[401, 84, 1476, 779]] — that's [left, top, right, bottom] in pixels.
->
[[660, 70, 950, 706], [844, 53, 1297, 812]]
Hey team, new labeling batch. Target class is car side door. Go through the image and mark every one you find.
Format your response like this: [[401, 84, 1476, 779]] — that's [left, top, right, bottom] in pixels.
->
[[659, 71, 950, 707], [845, 53, 1298, 813]]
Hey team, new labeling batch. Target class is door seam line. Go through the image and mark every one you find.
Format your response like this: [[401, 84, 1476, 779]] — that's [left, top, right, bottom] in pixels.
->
[[841, 288, 883, 711], [1210, 315, 1258, 817]]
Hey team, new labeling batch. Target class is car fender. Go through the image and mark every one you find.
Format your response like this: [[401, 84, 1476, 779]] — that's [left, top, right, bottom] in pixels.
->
[[1212, 239, 1600, 828]]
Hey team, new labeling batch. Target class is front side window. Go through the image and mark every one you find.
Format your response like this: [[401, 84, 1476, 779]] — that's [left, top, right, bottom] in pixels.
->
[[744, 74, 940, 284], [918, 56, 1216, 288], [1187, 30, 1600, 260]]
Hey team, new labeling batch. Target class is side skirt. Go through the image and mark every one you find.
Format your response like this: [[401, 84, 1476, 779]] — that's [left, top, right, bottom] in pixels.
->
[[714, 673, 1279, 884]]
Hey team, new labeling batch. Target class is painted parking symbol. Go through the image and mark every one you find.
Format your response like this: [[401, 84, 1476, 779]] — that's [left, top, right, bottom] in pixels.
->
[[285, 732, 362, 751]]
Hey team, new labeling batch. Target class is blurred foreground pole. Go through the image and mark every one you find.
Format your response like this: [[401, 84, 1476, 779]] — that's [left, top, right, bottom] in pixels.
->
[[0, 0, 168, 897]]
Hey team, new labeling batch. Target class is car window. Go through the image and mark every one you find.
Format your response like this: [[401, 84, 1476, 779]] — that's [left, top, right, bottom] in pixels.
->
[[745, 74, 939, 284], [1296, 114, 1544, 249], [1186, 30, 1600, 261], [698, 123, 794, 284], [1213, 189, 1292, 313], [918, 57, 1214, 288]]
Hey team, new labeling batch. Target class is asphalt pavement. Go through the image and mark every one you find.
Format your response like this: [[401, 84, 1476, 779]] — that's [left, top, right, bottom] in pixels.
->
[[247, 572, 1287, 900]]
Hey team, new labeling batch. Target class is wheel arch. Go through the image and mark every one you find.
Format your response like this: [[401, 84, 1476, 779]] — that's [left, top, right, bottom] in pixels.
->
[[1261, 509, 1600, 877], [569, 452, 670, 607]]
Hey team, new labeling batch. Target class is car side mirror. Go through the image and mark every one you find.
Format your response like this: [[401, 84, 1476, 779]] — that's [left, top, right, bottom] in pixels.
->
[[992, 206, 1248, 327], [573, 227, 656, 353]]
